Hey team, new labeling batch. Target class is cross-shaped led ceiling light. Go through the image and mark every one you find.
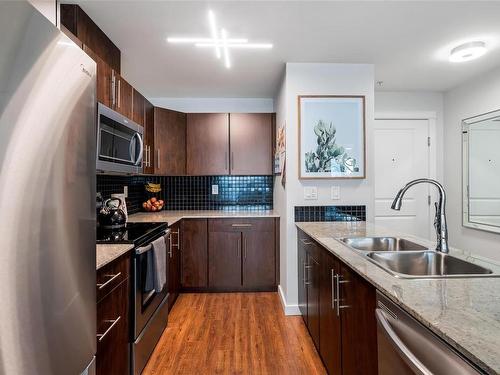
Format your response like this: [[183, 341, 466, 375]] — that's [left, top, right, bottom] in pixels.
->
[[167, 10, 273, 69]]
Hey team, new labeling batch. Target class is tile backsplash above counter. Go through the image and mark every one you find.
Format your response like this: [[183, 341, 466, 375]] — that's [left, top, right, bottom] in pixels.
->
[[97, 174, 274, 214]]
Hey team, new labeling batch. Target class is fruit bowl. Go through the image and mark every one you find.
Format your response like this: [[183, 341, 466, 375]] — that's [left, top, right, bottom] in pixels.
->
[[142, 197, 164, 212]]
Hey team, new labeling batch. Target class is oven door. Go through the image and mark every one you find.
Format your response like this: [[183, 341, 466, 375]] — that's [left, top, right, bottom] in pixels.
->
[[133, 232, 169, 339], [96, 103, 143, 174]]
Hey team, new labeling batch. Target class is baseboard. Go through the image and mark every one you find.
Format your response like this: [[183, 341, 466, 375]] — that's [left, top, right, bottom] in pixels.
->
[[278, 285, 301, 316]]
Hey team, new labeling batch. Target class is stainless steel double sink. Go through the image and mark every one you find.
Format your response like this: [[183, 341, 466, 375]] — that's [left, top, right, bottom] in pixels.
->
[[338, 237, 496, 279]]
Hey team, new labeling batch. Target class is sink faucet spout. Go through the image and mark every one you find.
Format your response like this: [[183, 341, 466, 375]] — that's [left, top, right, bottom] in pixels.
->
[[391, 178, 449, 253]]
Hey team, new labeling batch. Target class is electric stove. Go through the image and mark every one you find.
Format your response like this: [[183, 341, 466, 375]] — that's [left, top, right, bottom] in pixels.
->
[[96, 222, 168, 246]]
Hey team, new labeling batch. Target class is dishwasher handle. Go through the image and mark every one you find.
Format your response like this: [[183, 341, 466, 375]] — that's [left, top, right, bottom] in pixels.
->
[[375, 308, 433, 375]]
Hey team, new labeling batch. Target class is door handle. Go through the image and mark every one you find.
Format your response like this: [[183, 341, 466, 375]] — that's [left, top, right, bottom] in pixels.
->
[[375, 309, 432, 375], [97, 316, 121, 342], [96, 272, 122, 290]]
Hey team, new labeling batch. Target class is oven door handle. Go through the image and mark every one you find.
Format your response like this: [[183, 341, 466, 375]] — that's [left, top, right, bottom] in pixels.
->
[[135, 229, 170, 254]]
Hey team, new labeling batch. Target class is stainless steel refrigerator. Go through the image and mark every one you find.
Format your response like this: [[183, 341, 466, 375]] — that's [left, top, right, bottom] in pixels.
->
[[0, 2, 97, 374]]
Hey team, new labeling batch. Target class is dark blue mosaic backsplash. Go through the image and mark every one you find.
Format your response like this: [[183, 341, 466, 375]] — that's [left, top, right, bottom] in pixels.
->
[[97, 175, 273, 214], [294, 205, 366, 222]]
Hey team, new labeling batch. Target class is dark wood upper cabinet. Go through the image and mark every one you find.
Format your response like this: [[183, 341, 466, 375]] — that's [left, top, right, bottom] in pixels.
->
[[320, 251, 342, 375], [186, 113, 229, 175], [132, 89, 146, 127], [82, 45, 112, 108], [208, 231, 241, 288], [229, 113, 273, 175], [143, 99, 155, 174], [181, 219, 208, 288], [339, 263, 378, 375], [61, 4, 120, 72], [113, 72, 133, 119], [154, 107, 187, 175]]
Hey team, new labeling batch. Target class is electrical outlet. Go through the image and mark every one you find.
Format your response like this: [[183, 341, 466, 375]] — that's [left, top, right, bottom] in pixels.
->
[[211, 184, 219, 195], [331, 186, 340, 200], [304, 186, 318, 200], [123, 186, 128, 198]]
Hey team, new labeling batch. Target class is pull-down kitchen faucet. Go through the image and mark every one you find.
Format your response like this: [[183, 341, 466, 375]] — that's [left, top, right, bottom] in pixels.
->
[[391, 178, 449, 253]]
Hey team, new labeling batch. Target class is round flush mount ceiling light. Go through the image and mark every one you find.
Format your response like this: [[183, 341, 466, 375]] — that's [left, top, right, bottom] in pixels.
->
[[449, 41, 487, 63]]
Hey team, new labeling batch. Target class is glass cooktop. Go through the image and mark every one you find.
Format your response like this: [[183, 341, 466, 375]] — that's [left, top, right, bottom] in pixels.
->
[[96, 222, 168, 245]]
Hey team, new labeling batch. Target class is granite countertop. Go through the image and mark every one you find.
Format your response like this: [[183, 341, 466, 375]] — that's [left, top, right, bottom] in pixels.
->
[[128, 210, 280, 225], [96, 244, 134, 270], [296, 221, 500, 375]]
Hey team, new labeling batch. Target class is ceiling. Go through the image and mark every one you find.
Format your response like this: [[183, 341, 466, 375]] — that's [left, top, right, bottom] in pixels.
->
[[73, 1, 500, 98]]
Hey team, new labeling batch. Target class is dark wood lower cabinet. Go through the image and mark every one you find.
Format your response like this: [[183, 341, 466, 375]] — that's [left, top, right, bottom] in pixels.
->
[[339, 263, 378, 375], [320, 252, 342, 375], [181, 219, 208, 288], [297, 229, 377, 375], [167, 222, 181, 311], [207, 218, 277, 291], [242, 228, 275, 289], [306, 248, 321, 350], [208, 231, 242, 288], [96, 255, 130, 375]]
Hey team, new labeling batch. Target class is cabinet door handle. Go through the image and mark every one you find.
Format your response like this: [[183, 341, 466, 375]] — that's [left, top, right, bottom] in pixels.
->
[[168, 234, 173, 258], [304, 263, 312, 285], [231, 152, 234, 172], [96, 272, 122, 290], [171, 230, 180, 249], [117, 79, 121, 108], [300, 238, 312, 245], [111, 73, 116, 107], [335, 274, 350, 316], [231, 223, 252, 228], [243, 237, 247, 259], [236, 237, 241, 258], [331, 269, 335, 310], [157, 149, 160, 169], [97, 316, 121, 342], [225, 151, 228, 171]]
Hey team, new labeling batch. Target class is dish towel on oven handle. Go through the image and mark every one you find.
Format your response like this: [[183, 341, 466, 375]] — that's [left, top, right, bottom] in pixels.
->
[[151, 235, 167, 292]]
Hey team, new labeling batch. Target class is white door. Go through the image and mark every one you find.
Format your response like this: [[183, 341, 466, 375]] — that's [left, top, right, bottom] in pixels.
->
[[374, 119, 431, 239]]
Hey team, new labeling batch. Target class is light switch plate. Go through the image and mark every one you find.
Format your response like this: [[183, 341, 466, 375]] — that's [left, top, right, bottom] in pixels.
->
[[304, 186, 318, 200], [211, 184, 219, 195], [331, 186, 340, 200]]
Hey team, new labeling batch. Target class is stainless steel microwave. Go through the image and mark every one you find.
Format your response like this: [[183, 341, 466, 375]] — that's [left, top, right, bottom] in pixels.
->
[[96, 103, 143, 174]]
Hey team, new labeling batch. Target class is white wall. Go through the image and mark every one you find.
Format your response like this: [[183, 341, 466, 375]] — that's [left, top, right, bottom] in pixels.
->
[[444, 65, 500, 261], [276, 63, 374, 314], [28, 0, 57, 26], [150, 97, 273, 113], [375, 91, 444, 181]]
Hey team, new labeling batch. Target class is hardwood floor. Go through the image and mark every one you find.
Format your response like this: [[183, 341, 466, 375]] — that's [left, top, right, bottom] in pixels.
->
[[142, 292, 327, 375]]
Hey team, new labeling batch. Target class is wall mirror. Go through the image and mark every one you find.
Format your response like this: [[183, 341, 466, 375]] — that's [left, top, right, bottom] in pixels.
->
[[463, 109, 500, 233]]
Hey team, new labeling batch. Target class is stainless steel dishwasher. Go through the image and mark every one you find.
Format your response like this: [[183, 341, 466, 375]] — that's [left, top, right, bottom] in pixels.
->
[[376, 292, 484, 375]]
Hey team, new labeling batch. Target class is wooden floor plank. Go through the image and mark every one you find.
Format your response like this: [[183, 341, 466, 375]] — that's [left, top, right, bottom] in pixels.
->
[[142, 292, 326, 375]]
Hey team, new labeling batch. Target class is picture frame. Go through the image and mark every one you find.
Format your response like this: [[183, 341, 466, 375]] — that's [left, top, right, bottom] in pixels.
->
[[298, 95, 366, 179]]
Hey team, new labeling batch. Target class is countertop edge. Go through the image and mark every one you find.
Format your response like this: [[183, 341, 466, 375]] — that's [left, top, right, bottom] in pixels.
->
[[96, 244, 134, 270], [295, 222, 497, 375]]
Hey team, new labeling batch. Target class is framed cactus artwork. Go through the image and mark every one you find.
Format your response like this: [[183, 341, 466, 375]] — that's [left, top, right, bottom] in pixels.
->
[[298, 95, 365, 179]]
